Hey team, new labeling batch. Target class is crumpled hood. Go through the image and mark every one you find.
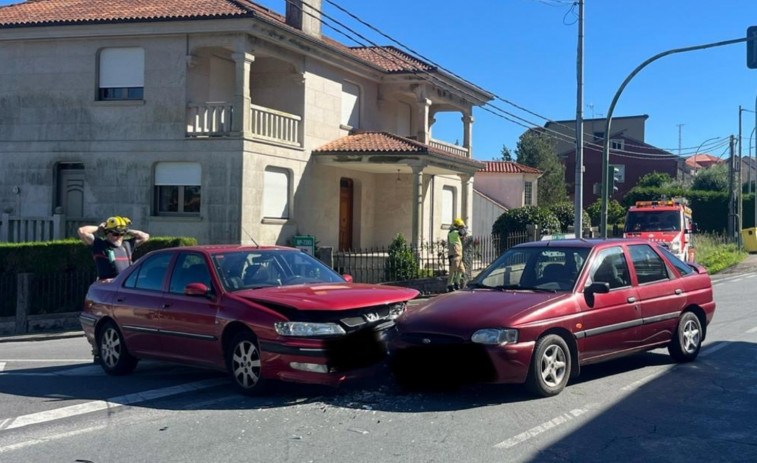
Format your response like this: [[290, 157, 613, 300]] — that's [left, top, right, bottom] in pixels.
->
[[235, 283, 419, 311], [399, 290, 570, 335]]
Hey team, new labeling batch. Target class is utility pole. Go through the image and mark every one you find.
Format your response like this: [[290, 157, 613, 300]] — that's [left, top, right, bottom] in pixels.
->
[[728, 135, 737, 241], [676, 123, 684, 155], [738, 106, 743, 248], [574, 0, 584, 237]]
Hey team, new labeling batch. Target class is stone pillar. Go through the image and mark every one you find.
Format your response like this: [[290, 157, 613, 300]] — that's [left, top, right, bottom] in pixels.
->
[[416, 97, 431, 144], [411, 165, 424, 246], [231, 52, 255, 136], [462, 113, 474, 158], [459, 174, 473, 230]]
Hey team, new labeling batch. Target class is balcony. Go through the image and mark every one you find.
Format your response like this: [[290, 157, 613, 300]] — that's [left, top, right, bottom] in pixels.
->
[[429, 138, 469, 158], [186, 102, 302, 147]]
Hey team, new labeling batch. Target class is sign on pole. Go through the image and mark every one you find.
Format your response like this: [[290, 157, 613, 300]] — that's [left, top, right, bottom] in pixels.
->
[[293, 235, 315, 256]]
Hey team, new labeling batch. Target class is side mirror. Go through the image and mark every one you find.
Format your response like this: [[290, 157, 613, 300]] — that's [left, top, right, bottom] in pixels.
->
[[583, 282, 610, 308], [691, 223, 699, 233], [342, 274, 353, 283], [185, 282, 211, 297]]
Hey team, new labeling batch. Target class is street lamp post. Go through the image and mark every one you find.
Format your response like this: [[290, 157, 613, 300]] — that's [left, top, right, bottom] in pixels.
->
[[600, 36, 751, 238]]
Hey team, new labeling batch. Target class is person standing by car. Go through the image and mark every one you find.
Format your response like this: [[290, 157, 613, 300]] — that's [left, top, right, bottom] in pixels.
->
[[78, 216, 150, 280], [447, 217, 468, 292]]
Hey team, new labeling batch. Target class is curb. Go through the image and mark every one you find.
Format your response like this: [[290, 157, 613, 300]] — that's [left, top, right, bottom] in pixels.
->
[[0, 331, 85, 343]]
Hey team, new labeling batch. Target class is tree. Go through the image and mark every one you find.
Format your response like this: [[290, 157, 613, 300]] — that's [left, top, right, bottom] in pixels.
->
[[692, 163, 728, 191], [548, 202, 592, 234], [384, 234, 419, 281], [491, 206, 561, 236], [636, 171, 673, 188], [587, 198, 626, 226], [515, 130, 568, 206], [500, 144, 513, 161]]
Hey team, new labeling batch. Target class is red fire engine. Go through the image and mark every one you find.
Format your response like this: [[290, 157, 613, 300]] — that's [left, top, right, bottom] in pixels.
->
[[623, 199, 695, 261]]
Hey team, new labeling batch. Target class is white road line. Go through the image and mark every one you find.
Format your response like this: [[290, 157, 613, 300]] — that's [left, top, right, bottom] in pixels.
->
[[0, 363, 5, 372], [0, 365, 103, 377], [0, 359, 92, 363], [494, 408, 591, 449], [620, 371, 665, 392], [0, 424, 106, 454], [747, 326, 757, 334], [0, 378, 227, 432]]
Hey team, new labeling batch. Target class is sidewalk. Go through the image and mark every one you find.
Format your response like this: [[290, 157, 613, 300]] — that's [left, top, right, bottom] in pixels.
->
[[710, 252, 757, 277]]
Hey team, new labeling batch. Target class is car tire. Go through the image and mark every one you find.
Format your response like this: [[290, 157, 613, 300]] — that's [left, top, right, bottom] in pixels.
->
[[227, 331, 266, 395], [97, 321, 138, 376], [526, 334, 571, 397], [668, 311, 702, 362]]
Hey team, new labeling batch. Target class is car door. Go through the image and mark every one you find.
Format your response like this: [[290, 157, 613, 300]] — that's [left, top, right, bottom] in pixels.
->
[[114, 252, 173, 356], [577, 246, 642, 362], [158, 251, 223, 366], [628, 244, 687, 346]]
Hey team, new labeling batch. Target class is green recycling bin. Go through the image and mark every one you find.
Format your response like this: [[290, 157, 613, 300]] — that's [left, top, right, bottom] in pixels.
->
[[742, 228, 757, 253]]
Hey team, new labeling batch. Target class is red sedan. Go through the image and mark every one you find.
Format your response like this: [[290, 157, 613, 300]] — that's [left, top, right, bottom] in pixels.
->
[[80, 245, 418, 394], [390, 239, 715, 396]]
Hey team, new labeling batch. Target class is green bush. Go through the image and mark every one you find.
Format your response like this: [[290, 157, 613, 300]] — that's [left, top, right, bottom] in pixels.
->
[[548, 202, 592, 233], [0, 236, 197, 274], [492, 206, 561, 236], [695, 232, 748, 274], [586, 199, 626, 226], [385, 234, 419, 281]]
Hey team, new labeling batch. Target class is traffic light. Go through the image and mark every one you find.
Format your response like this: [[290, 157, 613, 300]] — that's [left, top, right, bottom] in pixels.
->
[[608, 165, 621, 195], [748, 26, 757, 69]]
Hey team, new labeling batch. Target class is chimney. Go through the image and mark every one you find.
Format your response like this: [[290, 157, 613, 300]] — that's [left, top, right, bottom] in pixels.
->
[[285, 0, 322, 38]]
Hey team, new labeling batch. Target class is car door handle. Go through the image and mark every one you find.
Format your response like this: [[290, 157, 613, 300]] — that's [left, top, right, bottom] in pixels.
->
[[627, 297, 636, 303], [116, 298, 124, 302], [162, 303, 171, 309], [674, 289, 683, 295]]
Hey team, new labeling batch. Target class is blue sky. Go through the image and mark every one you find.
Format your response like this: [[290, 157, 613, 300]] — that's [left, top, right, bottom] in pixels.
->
[[3, 0, 757, 161]]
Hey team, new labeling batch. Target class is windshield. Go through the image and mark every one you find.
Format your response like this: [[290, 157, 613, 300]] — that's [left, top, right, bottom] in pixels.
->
[[211, 250, 346, 291], [471, 246, 591, 292], [624, 210, 681, 232]]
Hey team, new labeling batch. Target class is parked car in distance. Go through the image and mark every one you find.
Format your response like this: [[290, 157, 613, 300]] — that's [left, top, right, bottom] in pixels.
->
[[80, 245, 419, 395], [390, 239, 715, 397]]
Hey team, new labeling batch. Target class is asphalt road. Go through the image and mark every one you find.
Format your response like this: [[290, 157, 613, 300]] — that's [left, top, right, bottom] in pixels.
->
[[1, 271, 756, 463]]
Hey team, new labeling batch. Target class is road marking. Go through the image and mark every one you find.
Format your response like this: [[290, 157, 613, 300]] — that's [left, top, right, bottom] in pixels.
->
[[0, 359, 92, 362], [0, 378, 227, 432], [620, 371, 665, 392], [747, 326, 757, 334], [0, 363, 5, 372], [0, 365, 103, 377], [494, 407, 591, 449], [0, 424, 107, 454]]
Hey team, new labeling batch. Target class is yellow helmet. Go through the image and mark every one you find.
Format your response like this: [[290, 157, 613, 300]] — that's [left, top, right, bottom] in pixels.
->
[[453, 218, 466, 228], [104, 216, 131, 233]]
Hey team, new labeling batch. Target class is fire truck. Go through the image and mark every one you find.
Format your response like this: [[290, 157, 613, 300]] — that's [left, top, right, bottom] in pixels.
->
[[623, 199, 695, 261]]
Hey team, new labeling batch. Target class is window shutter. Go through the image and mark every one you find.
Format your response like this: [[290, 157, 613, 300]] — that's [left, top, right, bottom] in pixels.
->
[[100, 48, 144, 88]]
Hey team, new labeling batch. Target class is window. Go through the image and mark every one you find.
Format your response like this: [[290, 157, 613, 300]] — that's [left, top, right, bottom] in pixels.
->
[[154, 162, 201, 216], [124, 253, 172, 291], [263, 167, 290, 219], [341, 81, 360, 128], [590, 246, 631, 289], [593, 131, 605, 141], [629, 244, 671, 284], [524, 181, 533, 206], [169, 253, 212, 294], [610, 139, 624, 150], [442, 186, 456, 226], [98, 48, 144, 100], [656, 245, 694, 277]]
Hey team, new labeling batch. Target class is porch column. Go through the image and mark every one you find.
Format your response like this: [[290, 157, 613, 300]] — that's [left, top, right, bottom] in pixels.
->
[[411, 165, 424, 246], [231, 52, 255, 135], [462, 113, 474, 158], [459, 174, 473, 231], [416, 97, 431, 144]]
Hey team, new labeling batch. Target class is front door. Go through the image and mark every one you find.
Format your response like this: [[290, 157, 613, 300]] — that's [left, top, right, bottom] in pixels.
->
[[339, 178, 353, 251]]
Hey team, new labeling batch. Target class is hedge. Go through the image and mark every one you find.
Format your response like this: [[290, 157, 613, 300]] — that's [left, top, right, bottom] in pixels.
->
[[0, 236, 197, 275], [622, 187, 756, 233]]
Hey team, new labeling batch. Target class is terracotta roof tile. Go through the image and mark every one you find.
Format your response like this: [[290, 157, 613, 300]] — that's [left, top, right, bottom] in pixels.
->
[[685, 154, 723, 169], [479, 161, 542, 174], [0, 1, 436, 76], [0, 0, 258, 26]]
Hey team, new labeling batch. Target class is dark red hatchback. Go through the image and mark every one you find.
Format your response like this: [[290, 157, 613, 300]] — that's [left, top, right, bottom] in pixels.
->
[[390, 239, 715, 396], [80, 245, 418, 394]]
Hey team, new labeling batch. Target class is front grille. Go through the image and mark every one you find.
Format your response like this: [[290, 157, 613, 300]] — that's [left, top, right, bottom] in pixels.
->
[[389, 343, 497, 387], [323, 328, 387, 371]]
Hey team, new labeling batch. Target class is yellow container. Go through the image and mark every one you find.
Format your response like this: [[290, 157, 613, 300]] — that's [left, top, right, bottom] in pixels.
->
[[742, 228, 757, 253]]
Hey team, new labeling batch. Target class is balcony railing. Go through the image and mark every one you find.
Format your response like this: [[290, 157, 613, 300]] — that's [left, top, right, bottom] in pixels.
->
[[251, 104, 301, 146], [429, 138, 469, 158], [186, 102, 302, 146], [186, 102, 233, 137]]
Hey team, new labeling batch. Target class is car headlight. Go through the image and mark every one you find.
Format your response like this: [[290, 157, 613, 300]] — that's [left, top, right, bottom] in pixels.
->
[[670, 238, 681, 252], [471, 328, 518, 345], [388, 303, 406, 319], [274, 322, 346, 337]]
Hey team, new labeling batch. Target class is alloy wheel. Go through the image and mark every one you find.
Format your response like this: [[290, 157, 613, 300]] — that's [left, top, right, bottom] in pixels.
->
[[539, 344, 567, 387], [232, 340, 262, 389], [101, 327, 121, 369], [681, 318, 701, 354]]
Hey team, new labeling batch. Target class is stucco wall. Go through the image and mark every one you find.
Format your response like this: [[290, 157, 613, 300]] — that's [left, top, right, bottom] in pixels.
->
[[473, 173, 526, 210]]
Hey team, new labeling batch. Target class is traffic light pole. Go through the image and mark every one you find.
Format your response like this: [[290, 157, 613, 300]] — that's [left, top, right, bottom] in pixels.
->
[[600, 36, 750, 238]]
